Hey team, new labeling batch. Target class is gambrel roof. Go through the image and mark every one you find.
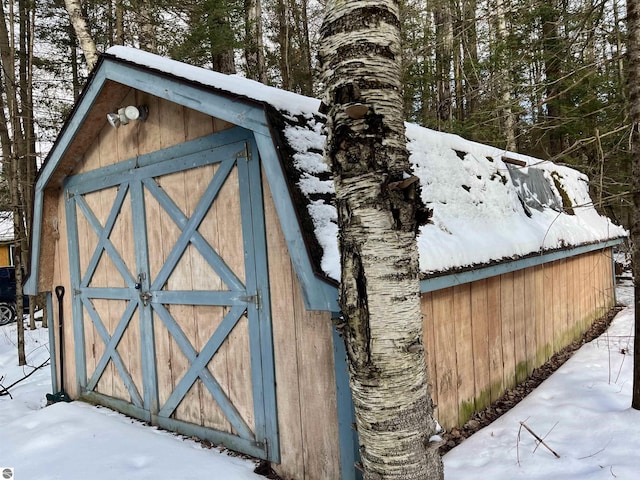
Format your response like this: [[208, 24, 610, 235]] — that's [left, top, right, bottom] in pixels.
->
[[25, 47, 626, 307]]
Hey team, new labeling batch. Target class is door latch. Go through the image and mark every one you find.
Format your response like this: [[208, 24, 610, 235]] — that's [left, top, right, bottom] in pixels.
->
[[135, 273, 151, 306]]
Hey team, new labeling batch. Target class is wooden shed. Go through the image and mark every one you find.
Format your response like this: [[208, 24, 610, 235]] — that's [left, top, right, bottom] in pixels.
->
[[26, 47, 625, 480]]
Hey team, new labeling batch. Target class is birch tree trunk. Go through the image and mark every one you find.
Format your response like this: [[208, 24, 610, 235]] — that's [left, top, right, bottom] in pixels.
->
[[627, 0, 640, 411], [64, 0, 99, 70], [319, 2, 443, 478]]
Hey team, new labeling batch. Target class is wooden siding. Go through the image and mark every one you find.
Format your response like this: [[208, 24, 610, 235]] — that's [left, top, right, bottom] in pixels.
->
[[47, 91, 339, 479], [423, 248, 616, 430], [263, 172, 341, 480]]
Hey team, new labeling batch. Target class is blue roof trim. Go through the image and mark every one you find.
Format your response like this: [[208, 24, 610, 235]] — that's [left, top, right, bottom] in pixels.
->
[[419, 238, 624, 293], [25, 67, 110, 296], [101, 61, 271, 135], [254, 131, 339, 311]]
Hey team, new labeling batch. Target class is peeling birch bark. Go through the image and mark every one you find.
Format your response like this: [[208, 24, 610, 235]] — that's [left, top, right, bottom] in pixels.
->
[[319, 1, 444, 479], [64, 0, 99, 70]]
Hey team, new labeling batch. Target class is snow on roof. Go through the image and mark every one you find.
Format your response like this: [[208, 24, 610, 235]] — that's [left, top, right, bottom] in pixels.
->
[[106, 46, 321, 115], [105, 47, 626, 281]]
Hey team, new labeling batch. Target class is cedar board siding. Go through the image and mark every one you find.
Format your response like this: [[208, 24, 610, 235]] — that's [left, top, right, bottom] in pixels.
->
[[263, 175, 341, 480], [423, 248, 616, 430], [46, 92, 339, 479]]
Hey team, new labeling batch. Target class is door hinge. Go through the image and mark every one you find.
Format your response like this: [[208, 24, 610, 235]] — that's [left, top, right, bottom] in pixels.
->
[[254, 438, 268, 455], [239, 291, 261, 309], [235, 142, 251, 161]]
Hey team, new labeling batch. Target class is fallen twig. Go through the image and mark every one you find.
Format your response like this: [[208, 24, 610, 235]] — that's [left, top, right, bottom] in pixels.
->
[[0, 357, 50, 397], [578, 438, 612, 460], [0, 374, 11, 399], [532, 421, 558, 455], [519, 421, 561, 459]]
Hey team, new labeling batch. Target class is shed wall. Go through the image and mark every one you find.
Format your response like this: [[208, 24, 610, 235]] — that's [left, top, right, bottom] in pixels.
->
[[46, 91, 340, 479], [423, 248, 616, 429], [263, 172, 341, 480]]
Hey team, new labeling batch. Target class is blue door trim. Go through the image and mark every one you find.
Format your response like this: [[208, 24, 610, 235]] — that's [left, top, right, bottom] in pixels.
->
[[332, 319, 361, 480], [64, 128, 279, 462], [239, 137, 280, 460]]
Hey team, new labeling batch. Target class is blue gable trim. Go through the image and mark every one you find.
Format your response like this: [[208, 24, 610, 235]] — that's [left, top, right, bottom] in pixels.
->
[[332, 319, 361, 480], [25, 67, 110, 296], [24, 57, 336, 312], [101, 61, 272, 136]]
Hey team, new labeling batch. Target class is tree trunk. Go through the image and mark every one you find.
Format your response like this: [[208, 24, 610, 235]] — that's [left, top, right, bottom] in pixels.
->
[[540, 0, 563, 156], [494, 0, 517, 150], [628, 0, 640, 411], [64, 0, 99, 69], [137, 0, 157, 53], [18, 0, 35, 330], [434, 0, 453, 128], [115, 0, 124, 45], [319, 2, 443, 479], [296, 0, 313, 95], [245, 0, 266, 82], [462, 0, 478, 118], [0, 2, 25, 364], [212, 49, 236, 75], [276, 0, 291, 89]]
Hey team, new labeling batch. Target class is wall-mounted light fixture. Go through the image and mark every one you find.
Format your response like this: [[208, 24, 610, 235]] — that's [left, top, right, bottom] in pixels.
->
[[107, 105, 149, 128]]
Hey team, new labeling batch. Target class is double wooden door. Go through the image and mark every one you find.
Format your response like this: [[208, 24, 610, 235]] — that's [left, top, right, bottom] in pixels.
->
[[64, 128, 278, 461]]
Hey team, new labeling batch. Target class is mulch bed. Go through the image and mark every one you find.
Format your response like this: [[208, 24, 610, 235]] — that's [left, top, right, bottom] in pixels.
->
[[439, 304, 624, 454]]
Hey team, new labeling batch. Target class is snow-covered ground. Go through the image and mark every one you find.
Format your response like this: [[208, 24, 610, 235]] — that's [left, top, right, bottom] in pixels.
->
[[0, 325, 264, 479], [0, 274, 637, 479]]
